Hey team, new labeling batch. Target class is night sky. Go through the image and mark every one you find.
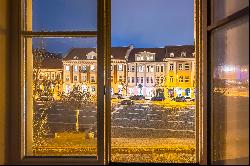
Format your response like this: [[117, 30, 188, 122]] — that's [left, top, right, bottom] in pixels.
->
[[32, 0, 194, 53]]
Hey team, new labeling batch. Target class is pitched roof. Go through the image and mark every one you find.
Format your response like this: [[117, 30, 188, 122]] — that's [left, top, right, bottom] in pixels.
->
[[165, 45, 194, 58], [41, 56, 63, 69], [128, 48, 166, 62], [63, 48, 97, 60], [111, 47, 129, 60]]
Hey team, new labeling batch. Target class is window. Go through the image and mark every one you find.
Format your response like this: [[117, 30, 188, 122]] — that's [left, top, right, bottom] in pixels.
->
[[160, 65, 164, 72], [184, 63, 190, 70], [179, 76, 184, 82], [119, 76, 123, 82], [141, 77, 143, 83], [131, 77, 135, 83], [111, 65, 113, 71], [74, 65, 78, 72], [138, 65, 144, 72], [111, 76, 114, 82], [131, 66, 135, 72], [160, 77, 164, 83], [74, 75, 78, 81], [91, 76, 95, 83], [82, 75, 87, 82], [65, 65, 70, 71], [185, 76, 189, 82], [127, 77, 130, 83], [170, 76, 174, 82], [181, 51, 186, 57], [170, 52, 174, 57], [156, 66, 160, 72], [150, 66, 154, 72], [90, 65, 95, 72], [169, 63, 174, 70], [178, 63, 183, 70], [146, 77, 149, 83], [17, 0, 103, 162], [146, 65, 150, 72], [117, 64, 123, 71], [151, 77, 153, 83], [82, 65, 87, 72]]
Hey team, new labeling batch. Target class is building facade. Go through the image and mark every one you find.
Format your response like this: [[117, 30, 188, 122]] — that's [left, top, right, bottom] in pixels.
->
[[56, 45, 195, 99], [127, 48, 167, 97], [164, 45, 195, 98]]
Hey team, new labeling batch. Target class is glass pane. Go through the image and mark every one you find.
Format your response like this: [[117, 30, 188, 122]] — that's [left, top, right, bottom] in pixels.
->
[[24, 37, 98, 156], [25, 0, 97, 31], [111, 0, 196, 163], [212, 15, 249, 164], [213, 0, 249, 22]]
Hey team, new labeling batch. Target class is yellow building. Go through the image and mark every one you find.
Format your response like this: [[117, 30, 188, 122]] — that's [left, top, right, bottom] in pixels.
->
[[164, 45, 195, 98]]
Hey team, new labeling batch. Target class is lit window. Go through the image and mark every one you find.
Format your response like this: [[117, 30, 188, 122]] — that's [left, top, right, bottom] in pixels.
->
[[156, 66, 160, 72], [169, 64, 174, 70], [117, 64, 123, 71], [179, 64, 183, 70], [150, 66, 154, 72], [74, 65, 78, 72], [82, 65, 87, 72], [90, 65, 95, 71], [185, 63, 190, 70], [138, 66, 144, 72], [137, 77, 139, 83], [170, 52, 174, 57], [65, 65, 70, 71]]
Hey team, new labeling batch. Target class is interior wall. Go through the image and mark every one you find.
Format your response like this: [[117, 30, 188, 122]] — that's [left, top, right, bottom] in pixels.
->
[[0, 0, 9, 164]]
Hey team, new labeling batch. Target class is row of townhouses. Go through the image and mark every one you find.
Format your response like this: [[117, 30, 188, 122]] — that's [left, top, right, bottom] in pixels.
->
[[37, 45, 196, 99]]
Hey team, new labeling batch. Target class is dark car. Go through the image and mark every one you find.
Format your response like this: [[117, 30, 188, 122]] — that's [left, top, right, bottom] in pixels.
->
[[173, 96, 186, 102], [120, 99, 134, 105], [151, 96, 165, 101], [129, 95, 145, 100], [112, 93, 124, 99]]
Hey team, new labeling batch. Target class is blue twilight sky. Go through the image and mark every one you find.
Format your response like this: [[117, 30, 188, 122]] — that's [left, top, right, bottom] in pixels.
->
[[32, 0, 194, 53]]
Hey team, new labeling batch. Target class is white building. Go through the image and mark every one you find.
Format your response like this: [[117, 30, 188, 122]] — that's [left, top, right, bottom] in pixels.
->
[[127, 48, 167, 97]]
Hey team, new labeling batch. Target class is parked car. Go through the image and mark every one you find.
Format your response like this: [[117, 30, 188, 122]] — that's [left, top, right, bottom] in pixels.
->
[[172, 96, 186, 102], [112, 93, 124, 99], [151, 96, 165, 101], [129, 95, 145, 100], [120, 99, 134, 105]]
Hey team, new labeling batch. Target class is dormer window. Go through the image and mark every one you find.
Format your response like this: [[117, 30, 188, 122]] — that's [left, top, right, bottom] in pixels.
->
[[170, 53, 174, 57], [181, 51, 186, 57], [73, 56, 78, 59], [86, 51, 97, 59]]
